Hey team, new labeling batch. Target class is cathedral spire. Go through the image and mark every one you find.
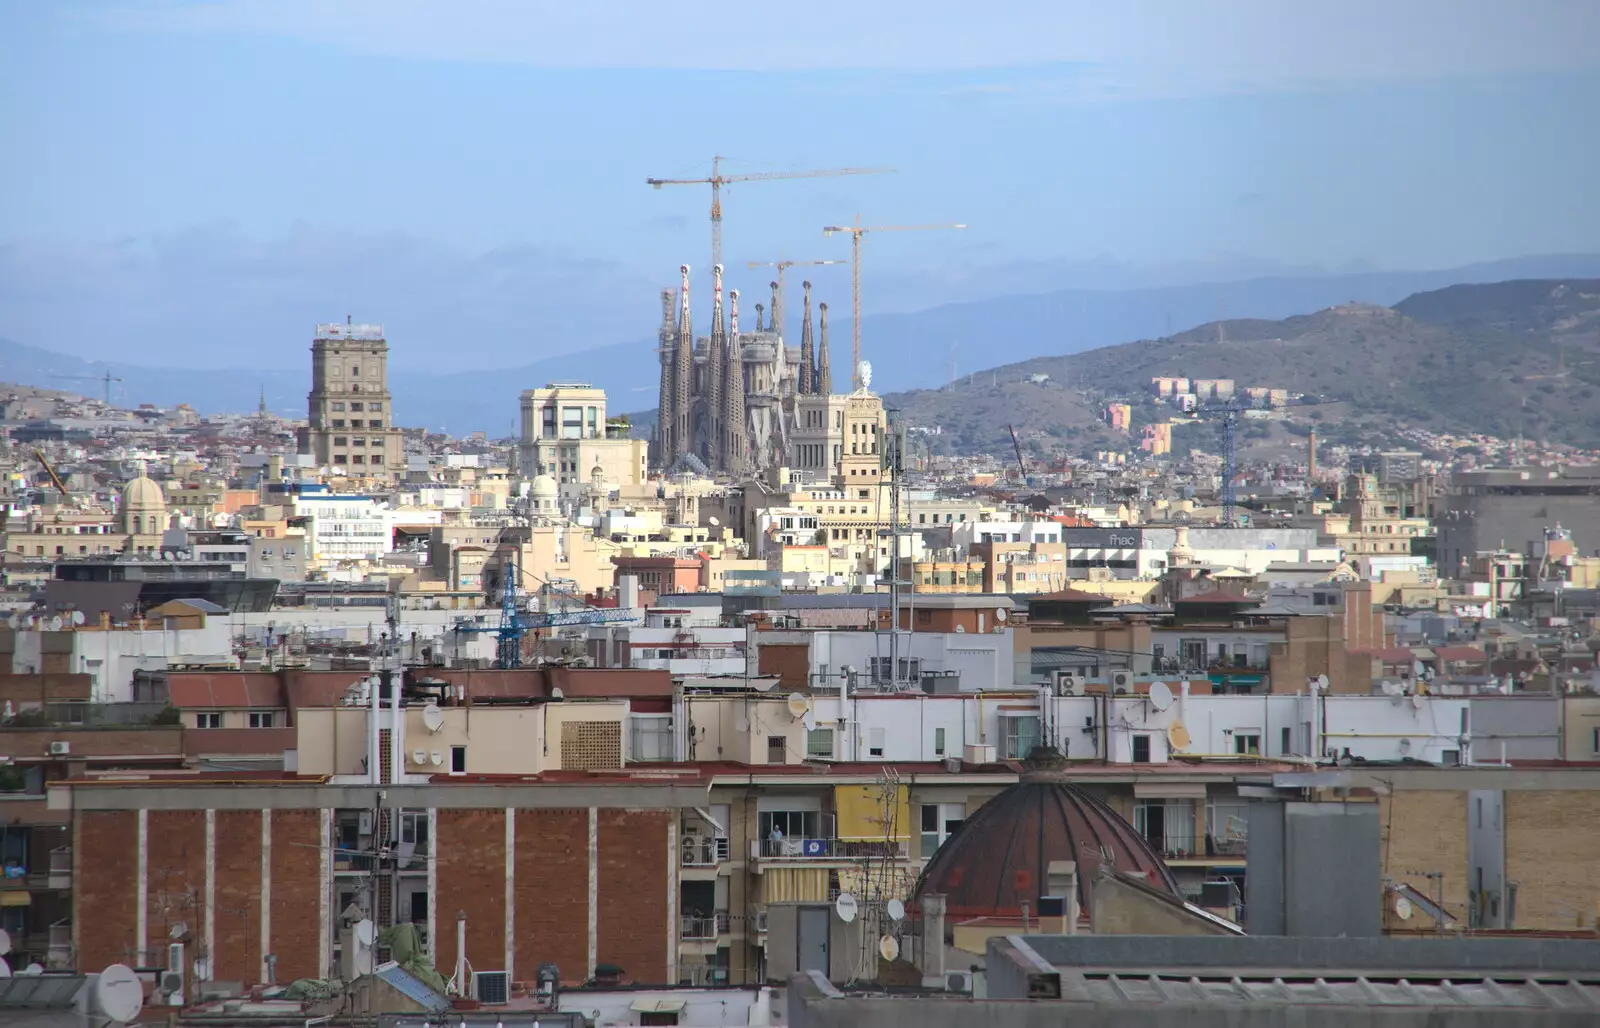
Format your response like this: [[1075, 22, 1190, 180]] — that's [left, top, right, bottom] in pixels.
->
[[816, 301, 832, 395], [769, 281, 781, 337], [707, 264, 726, 465], [655, 288, 676, 463], [798, 280, 815, 395], [754, 303, 765, 333], [723, 287, 745, 475], [673, 265, 693, 459]]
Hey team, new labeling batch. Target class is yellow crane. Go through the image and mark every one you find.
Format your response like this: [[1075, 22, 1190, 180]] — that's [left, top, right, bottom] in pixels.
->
[[745, 259, 844, 334], [647, 156, 893, 271], [822, 217, 966, 390]]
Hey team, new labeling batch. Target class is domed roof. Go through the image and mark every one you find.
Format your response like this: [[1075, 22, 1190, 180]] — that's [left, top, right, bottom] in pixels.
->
[[530, 474, 557, 497], [121, 474, 166, 512], [913, 778, 1180, 919]]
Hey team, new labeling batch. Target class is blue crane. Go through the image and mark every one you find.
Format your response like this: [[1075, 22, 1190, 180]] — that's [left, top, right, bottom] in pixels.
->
[[453, 558, 634, 668]]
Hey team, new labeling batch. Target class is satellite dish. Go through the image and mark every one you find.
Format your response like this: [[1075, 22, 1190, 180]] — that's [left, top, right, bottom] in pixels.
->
[[0, 958, 10, 978], [0, 928, 9, 954], [886, 898, 905, 921], [430, 751, 444, 766], [1167, 722, 1192, 751], [786, 692, 811, 718], [48, 616, 62, 631], [169, 921, 189, 940], [1398, 738, 1412, 755], [954, 624, 966, 633], [20, 963, 42, 975], [708, 516, 720, 526], [354, 919, 377, 946], [835, 893, 858, 923], [1148, 681, 1174, 711], [411, 749, 426, 766], [801, 711, 817, 732], [878, 935, 900, 962], [994, 607, 1009, 621], [1393, 895, 1413, 921], [193, 956, 211, 981], [1412, 660, 1425, 678], [421, 703, 445, 733], [94, 964, 144, 1023], [1381, 680, 1401, 697], [71, 611, 85, 625], [1315, 674, 1330, 692], [550, 687, 565, 700], [1412, 694, 1425, 710]]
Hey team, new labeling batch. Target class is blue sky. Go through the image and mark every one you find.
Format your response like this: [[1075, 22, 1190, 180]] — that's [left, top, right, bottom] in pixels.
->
[[1, 1, 1597, 369]]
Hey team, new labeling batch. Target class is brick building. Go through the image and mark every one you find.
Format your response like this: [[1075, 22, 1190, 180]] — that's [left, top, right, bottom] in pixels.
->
[[58, 774, 704, 988]]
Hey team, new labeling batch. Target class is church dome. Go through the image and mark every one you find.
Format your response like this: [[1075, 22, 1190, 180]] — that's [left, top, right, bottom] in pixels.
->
[[122, 474, 165, 512], [531, 474, 557, 498], [912, 777, 1181, 919]]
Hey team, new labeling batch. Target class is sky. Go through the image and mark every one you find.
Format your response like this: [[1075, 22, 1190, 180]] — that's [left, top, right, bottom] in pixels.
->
[[1, 1, 1598, 370]]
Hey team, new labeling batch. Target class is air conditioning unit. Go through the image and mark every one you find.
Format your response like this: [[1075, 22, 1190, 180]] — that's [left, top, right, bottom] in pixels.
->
[[357, 811, 373, 835], [1110, 670, 1133, 694], [945, 971, 974, 993], [163, 943, 185, 1006], [48, 741, 70, 756], [1054, 671, 1081, 696], [963, 743, 996, 764], [943, 756, 962, 773], [473, 970, 510, 1005]]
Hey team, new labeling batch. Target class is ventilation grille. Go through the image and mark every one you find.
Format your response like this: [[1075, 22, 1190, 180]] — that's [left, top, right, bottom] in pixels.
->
[[474, 970, 510, 1005], [561, 721, 622, 771]]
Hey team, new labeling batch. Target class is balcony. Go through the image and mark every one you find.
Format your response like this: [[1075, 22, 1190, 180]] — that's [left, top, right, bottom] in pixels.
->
[[679, 963, 730, 987], [752, 837, 910, 861], [681, 835, 730, 868], [48, 846, 71, 889], [47, 921, 72, 970], [680, 911, 730, 940]]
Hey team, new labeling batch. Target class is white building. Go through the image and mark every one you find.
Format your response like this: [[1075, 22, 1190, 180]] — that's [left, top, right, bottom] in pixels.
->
[[8, 620, 235, 703], [291, 494, 443, 564]]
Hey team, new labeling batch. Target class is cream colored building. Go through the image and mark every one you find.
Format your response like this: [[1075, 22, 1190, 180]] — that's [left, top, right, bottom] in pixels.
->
[[517, 383, 648, 490], [301, 322, 405, 482]]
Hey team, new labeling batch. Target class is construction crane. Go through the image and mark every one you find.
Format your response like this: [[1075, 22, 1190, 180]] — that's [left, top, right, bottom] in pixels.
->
[[52, 370, 123, 405], [452, 558, 633, 668], [33, 449, 69, 498], [822, 217, 966, 390], [1178, 396, 1330, 528], [1007, 425, 1031, 487], [647, 156, 893, 271], [745, 259, 844, 336]]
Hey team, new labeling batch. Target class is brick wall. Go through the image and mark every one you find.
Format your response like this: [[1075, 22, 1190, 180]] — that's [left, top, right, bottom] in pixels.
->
[[515, 809, 589, 985], [596, 809, 670, 985], [76, 811, 138, 970], [434, 809, 506, 978], [0, 673, 92, 702], [269, 809, 323, 982], [145, 810, 206, 975], [757, 644, 811, 689], [1505, 790, 1600, 931], [213, 811, 262, 983], [1378, 790, 1469, 918]]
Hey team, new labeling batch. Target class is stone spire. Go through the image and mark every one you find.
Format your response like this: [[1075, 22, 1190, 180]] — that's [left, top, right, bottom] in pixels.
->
[[673, 265, 693, 459], [769, 281, 781, 337], [816, 301, 832, 395], [707, 264, 726, 464], [655, 287, 676, 462], [798, 280, 815, 395], [754, 303, 765, 333], [723, 288, 746, 475]]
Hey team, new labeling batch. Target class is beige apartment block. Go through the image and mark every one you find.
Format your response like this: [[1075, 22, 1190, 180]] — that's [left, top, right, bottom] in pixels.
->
[[300, 322, 404, 482]]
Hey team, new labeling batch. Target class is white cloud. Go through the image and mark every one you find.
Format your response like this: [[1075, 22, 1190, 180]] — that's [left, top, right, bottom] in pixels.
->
[[89, 0, 1600, 95]]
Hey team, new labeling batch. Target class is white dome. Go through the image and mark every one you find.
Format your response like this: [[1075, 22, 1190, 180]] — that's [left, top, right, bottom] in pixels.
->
[[531, 474, 558, 497], [121, 475, 166, 513]]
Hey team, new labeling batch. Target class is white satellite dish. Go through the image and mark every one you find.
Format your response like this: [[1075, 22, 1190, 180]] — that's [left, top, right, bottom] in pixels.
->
[[1398, 738, 1412, 755], [1412, 660, 1425, 678], [169, 921, 189, 940], [550, 687, 565, 700], [94, 964, 145, 1023], [1412, 693, 1425, 710], [48, 616, 62, 631], [994, 607, 1009, 621], [1393, 895, 1413, 921], [878, 935, 900, 962], [20, 963, 42, 975], [71, 610, 85, 625], [0, 928, 10, 954], [430, 751, 444, 766], [1315, 674, 1330, 692], [835, 893, 859, 924], [786, 692, 811, 718], [421, 703, 445, 733], [1148, 681, 1174, 712], [411, 749, 426, 766], [801, 711, 817, 732], [1381, 680, 1401, 697], [354, 919, 377, 946], [0, 958, 10, 979], [886, 898, 906, 921], [708, 516, 720, 526]]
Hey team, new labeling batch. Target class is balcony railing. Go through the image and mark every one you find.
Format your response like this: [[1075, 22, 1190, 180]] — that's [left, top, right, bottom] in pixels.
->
[[754, 837, 910, 860], [48, 846, 71, 888], [680, 912, 729, 940], [48, 921, 72, 969], [681, 835, 730, 867], [679, 964, 730, 987]]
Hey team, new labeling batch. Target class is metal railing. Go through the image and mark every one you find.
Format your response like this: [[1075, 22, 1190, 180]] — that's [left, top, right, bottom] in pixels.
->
[[681, 836, 730, 867], [755, 837, 909, 860], [679, 964, 729, 987], [680, 912, 729, 940]]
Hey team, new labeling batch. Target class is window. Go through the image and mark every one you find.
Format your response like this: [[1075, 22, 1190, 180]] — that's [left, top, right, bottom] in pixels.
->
[[1281, 726, 1292, 755], [369, 419, 383, 428], [1131, 734, 1151, 763], [1593, 727, 1599, 754], [350, 401, 363, 412], [920, 802, 965, 856], [1134, 800, 1196, 858], [868, 727, 886, 757], [934, 727, 946, 756], [331, 419, 345, 428], [1233, 731, 1262, 756], [350, 364, 360, 376], [450, 746, 466, 773], [249, 711, 275, 729], [370, 402, 382, 412], [630, 715, 673, 763], [334, 454, 347, 464], [1001, 714, 1041, 759], [196, 712, 221, 729], [767, 735, 786, 764], [806, 728, 834, 759], [333, 436, 347, 446], [332, 401, 345, 411]]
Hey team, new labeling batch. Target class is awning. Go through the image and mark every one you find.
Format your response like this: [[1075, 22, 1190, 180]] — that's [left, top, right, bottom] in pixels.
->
[[631, 997, 688, 1013], [1134, 782, 1208, 799], [0, 891, 31, 906]]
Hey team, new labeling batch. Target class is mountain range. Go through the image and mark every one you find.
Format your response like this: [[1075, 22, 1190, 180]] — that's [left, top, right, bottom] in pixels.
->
[[4, 254, 1600, 436], [882, 279, 1600, 453]]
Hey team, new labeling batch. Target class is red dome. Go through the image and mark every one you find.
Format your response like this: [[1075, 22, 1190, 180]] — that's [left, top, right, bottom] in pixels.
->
[[912, 778, 1181, 919]]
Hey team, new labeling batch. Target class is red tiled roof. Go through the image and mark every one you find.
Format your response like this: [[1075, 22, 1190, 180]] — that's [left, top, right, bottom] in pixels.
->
[[1433, 645, 1488, 662], [168, 673, 284, 709]]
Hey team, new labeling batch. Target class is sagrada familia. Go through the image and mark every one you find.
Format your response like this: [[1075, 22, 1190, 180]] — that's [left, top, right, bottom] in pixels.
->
[[651, 263, 833, 476]]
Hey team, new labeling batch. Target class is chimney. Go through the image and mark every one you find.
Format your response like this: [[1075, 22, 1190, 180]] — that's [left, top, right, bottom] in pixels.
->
[[919, 893, 947, 981], [1045, 861, 1079, 932]]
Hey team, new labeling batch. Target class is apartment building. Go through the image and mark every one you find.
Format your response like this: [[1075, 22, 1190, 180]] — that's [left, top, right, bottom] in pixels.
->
[[300, 322, 405, 482], [516, 383, 647, 491]]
